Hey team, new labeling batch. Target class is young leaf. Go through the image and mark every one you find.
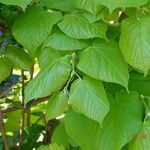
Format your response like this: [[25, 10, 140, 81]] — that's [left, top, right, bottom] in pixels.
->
[[129, 121, 150, 150], [120, 15, 150, 75], [45, 92, 68, 121], [25, 55, 71, 103], [12, 7, 62, 55], [44, 29, 90, 51], [99, 0, 148, 13], [69, 76, 109, 125], [58, 14, 107, 39], [5, 46, 33, 70], [0, 0, 31, 11], [77, 40, 129, 89], [0, 57, 12, 82]]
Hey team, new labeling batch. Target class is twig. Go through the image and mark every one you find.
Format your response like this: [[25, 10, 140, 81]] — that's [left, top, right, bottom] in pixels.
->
[[0, 111, 9, 150], [19, 70, 25, 149]]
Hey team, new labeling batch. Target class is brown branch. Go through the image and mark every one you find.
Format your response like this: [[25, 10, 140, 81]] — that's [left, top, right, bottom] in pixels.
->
[[28, 96, 50, 108], [1, 105, 22, 114], [0, 111, 9, 150], [43, 119, 59, 144], [1, 95, 51, 114]]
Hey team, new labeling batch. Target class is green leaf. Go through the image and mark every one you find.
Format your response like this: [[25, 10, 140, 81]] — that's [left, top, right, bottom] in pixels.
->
[[38, 143, 65, 150], [40, 0, 75, 12], [129, 121, 150, 150], [97, 92, 143, 150], [37, 47, 62, 69], [58, 14, 107, 39], [99, 0, 148, 12], [80, 10, 102, 23], [45, 92, 68, 121], [129, 71, 150, 97], [0, 57, 12, 82], [52, 122, 70, 149], [65, 92, 142, 150], [0, 0, 31, 10], [25, 55, 71, 103], [12, 7, 62, 55], [120, 15, 150, 75], [5, 46, 33, 70], [73, 0, 102, 14], [44, 29, 90, 51], [72, 10, 102, 23], [69, 76, 109, 124], [77, 40, 129, 89], [64, 108, 100, 150]]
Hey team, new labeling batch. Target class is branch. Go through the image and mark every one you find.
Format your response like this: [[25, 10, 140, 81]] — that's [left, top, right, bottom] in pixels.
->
[[1, 95, 51, 114], [28, 95, 51, 108], [0, 93, 51, 149], [1, 105, 22, 114]]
